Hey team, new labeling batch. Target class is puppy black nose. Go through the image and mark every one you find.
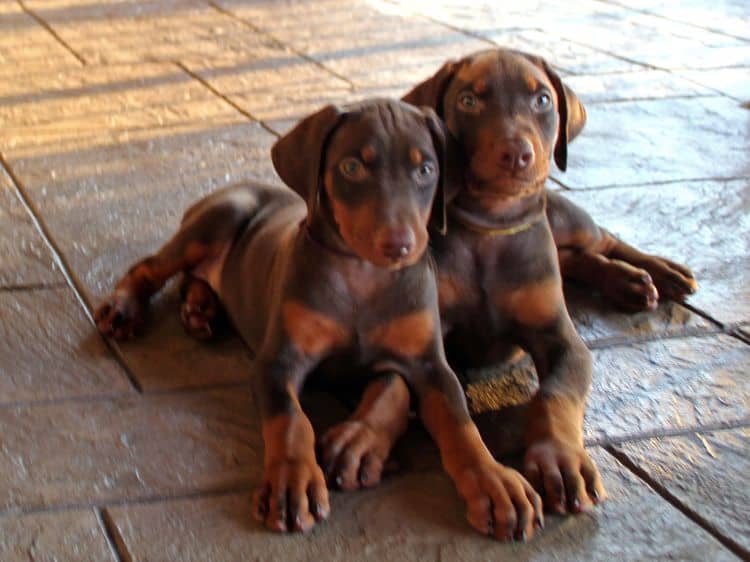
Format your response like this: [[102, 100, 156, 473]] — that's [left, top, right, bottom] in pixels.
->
[[380, 228, 415, 260], [498, 138, 535, 171]]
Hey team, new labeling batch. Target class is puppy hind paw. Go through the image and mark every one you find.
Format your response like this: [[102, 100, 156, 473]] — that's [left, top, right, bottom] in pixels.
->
[[94, 293, 146, 340]]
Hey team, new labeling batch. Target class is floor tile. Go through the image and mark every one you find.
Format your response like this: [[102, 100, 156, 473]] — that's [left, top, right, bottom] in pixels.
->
[[560, 179, 750, 325], [0, 64, 278, 391], [104, 448, 737, 562], [678, 67, 750, 101], [485, 29, 648, 75], [567, 286, 711, 345], [565, 70, 713, 104], [0, 167, 61, 287], [185, 55, 353, 132], [23, 0, 283, 65], [0, 387, 261, 512], [607, 0, 750, 42], [0, 287, 133, 404], [615, 428, 750, 553], [0, 62, 221, 129], [0, 508, 116, 562], [558, 96, 749, 189], [464, 334, 750, 446], [218, 0, 491, 89], [587, 335, 749, 443], [389, 0, 748, 70], [0, 1, 82, 75]]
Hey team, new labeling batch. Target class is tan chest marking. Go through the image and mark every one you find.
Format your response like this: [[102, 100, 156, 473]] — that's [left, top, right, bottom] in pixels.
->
[[497, 278, 563, 328], [367, 309, 435, 358], [282, 300, 349, 356]]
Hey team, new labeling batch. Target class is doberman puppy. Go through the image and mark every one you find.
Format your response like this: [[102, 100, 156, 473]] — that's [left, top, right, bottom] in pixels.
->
[[94, 99, 543, 540], [405, 48, 698, 312], [320, 50, 644, 517]]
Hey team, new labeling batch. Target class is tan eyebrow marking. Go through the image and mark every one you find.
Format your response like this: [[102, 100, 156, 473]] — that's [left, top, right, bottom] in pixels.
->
[[524, 73, 539, 92], [409, 147, 423, 165], [361, 145, 377, 163], [473, 78, 488, 94]]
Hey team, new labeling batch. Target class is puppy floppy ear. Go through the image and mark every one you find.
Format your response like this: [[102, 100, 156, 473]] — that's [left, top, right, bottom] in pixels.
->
[[271, 104, 346, 216], [421, 107, 452, 235], [403, 61, 458, 117], [519, 52, 586, 172]]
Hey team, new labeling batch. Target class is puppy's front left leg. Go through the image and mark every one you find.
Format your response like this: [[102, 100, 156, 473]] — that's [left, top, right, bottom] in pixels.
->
[[519, 314, 607, 515], [414, 364, 543, 542]]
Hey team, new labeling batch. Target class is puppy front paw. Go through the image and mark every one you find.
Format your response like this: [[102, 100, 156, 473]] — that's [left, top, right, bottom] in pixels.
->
[[253, 458, 329, 533], [454, 461, 543, 542], [318, 420, 396, 491], [524, 439, 606, 515]]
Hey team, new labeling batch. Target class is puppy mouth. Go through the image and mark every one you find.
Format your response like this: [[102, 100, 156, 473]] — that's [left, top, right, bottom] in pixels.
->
[[466, 173, 541, 198], [377, 250, 422, 270]]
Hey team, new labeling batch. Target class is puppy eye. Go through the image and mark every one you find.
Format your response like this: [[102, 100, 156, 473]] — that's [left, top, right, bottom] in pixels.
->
[[415, 162, 436, 182], [533, 92, 552, 111], [339, 157, 366, 181], [458, 92, 479, 111]]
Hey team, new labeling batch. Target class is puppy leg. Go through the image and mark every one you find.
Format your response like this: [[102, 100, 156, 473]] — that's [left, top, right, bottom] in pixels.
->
[[95, 237, 216, 340], [605, 241, 698, 303], [318, 373, 410, 490], [95, 187, 253, 340], [519, 314, 607, 515], [414, 365, 543, 542], [252, 357, 330, 534], [548, 191, 696, 310], [179, 275, 225, 340]]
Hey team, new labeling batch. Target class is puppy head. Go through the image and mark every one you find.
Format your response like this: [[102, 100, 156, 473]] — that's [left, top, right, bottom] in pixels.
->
[[272, 99, 448, 269], [404, 48, 586, 200]]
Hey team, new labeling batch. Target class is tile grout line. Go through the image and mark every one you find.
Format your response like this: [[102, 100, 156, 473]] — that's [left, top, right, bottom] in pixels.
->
[[0, 483, 256, 521], [0, 380, 251, 412], [96, 507, 132, 562], [551, 174, 750, 191], [729, 328, 750, 346], [0, 152, 144, 393], [584, 323, 725, 350], [173, 61, 280, 138], [604, 445, 750, 561], [679, 301, 729, 330], [16, 0, 87, 66], [0, 281, 67, 292], [206, 0, 357, 90], [584, 93, 726, 105], [675, 74, 744, 102], [586, 416, 750, 447]]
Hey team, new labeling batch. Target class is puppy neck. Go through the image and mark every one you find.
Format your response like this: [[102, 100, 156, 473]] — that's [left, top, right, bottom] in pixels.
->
[[451, 184, 546, 233]]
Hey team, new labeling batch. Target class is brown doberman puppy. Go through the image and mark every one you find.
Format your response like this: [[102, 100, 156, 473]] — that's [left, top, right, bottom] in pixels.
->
[[95, 99, 543, 540], [321, 50, 649, 516], [404, 48, 698, 312]]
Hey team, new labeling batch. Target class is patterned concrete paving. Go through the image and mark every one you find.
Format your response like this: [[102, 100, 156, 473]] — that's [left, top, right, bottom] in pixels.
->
[[0, 0, 748, 560]]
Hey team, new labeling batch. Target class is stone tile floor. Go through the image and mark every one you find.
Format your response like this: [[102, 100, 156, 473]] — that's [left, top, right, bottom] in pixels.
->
[[1, 0, 748, 560]]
